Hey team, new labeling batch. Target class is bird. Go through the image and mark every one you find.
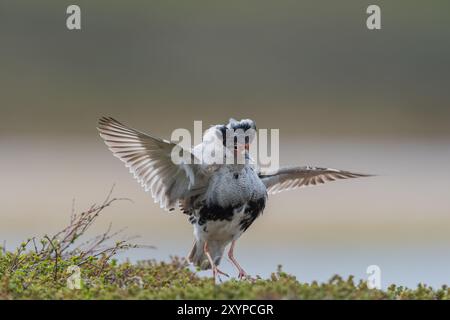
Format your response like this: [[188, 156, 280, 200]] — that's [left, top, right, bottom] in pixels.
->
[[97, 116, 372, 281]]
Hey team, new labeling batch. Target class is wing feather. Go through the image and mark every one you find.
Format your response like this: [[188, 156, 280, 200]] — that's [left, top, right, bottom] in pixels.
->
[[260, 165, 372, 195], [98, 117, 207, 211]]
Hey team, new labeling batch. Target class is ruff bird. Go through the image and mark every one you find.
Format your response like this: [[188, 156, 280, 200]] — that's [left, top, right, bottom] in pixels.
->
[[97, 117, 371, 281]]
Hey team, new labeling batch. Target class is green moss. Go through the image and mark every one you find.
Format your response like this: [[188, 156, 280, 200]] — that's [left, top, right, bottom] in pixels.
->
[[1, 193, 448, 300], [1, 253, 449, 300]]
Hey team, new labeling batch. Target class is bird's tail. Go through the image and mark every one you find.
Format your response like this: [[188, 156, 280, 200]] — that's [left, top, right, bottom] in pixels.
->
[[187, 240, 226, 270]]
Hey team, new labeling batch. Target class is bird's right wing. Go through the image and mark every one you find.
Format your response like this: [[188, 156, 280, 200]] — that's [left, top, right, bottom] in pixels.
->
[[98, 117, 208, 211], [259, 165, 372, 195]]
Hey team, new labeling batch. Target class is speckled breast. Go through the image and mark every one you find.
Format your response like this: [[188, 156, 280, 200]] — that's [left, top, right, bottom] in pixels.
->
[[190, 165, 267, 233]]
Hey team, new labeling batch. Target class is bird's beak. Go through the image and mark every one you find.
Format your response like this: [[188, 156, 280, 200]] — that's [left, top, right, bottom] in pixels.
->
[[234, 144, 250, 158], [236, 144, 249, 153]]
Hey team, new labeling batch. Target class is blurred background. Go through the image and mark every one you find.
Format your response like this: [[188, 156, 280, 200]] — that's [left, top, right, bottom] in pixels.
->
[[1, 0, 450, 288]]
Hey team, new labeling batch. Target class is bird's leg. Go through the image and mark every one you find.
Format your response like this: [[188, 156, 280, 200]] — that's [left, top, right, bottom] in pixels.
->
[[203, 241, 229, 283], [186, 240, 196, 264], [228, 240, 252, 280]]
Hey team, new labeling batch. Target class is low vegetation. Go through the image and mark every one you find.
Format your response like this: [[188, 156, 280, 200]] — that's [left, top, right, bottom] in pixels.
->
[[1, 191, 448, 300]]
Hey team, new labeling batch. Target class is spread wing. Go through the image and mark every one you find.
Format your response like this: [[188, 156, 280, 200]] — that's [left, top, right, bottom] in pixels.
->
[[259, 166, 372, 195], [97, 117, 207, 211]]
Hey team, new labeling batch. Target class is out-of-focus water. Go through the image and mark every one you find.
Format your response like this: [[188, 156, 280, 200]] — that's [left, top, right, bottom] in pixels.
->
[[1, 137, 450, 288]]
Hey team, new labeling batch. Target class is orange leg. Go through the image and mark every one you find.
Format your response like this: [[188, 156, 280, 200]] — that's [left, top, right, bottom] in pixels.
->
[[203, 241, 229, 282], [228, 240, 251, 280]]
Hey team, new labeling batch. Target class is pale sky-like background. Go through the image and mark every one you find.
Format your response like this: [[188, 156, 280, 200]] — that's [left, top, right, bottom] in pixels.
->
[[1, 1, 450, 288]]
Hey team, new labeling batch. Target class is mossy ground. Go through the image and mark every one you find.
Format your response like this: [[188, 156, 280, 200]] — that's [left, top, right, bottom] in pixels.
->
[[1, 192, 448, 300], [1, 253, 449, 300]]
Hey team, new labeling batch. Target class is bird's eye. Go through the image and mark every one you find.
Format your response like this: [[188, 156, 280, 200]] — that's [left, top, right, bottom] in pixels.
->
[[234, 145, 238, 150]]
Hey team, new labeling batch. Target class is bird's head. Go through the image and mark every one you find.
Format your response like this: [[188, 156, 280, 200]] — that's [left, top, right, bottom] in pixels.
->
[[217, 118, 257, 156]]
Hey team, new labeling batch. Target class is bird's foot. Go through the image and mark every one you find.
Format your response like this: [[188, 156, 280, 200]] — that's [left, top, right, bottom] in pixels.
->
[[238, 270, 255, 282], [212, 267, 230, 283], [238, 270, 247, 279]]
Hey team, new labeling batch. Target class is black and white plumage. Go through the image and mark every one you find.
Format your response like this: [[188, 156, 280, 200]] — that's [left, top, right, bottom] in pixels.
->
[[98, 117, 372, 281]]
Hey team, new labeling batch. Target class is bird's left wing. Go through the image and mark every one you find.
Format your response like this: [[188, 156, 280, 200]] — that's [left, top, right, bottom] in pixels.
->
[[98, 117, 208, 211], [259, 166, 372, 195]]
